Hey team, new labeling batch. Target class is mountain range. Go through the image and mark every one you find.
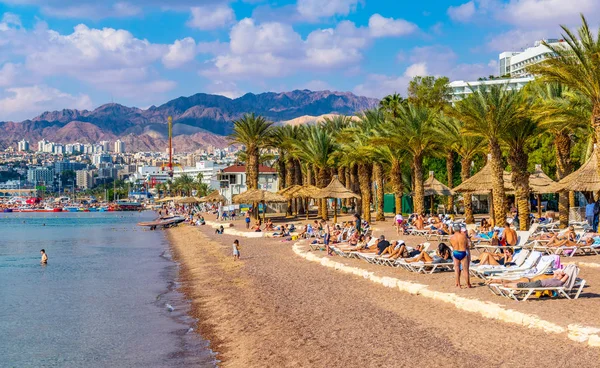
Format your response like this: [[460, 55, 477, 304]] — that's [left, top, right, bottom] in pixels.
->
[[0, 90, 379, 152]]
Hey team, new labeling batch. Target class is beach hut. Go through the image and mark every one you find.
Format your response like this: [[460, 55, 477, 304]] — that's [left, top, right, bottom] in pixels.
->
[[529, 164, 557, 218], [422, 171, 453, 214], [313, 176, 361, 223], [232, 189, 288, 222]]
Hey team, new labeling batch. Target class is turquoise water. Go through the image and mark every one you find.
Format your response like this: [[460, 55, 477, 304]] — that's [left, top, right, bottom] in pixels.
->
[[0, 212, 215, 367]]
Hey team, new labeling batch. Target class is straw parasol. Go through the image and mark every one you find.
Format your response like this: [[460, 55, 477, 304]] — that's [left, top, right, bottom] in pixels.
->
[[453, 161, 514, 194], [175, 196, 201, 204], [232, 189, 288, 222], [527, 164, 556, 218], [550, 148, 600, 192], [277, 185, 303, 197], [313, 176, 361, 223], [421, 171, 453, 214], [155, 196, 175, 203], [453, 159, 513, 222], [199, 190, 227, 203]]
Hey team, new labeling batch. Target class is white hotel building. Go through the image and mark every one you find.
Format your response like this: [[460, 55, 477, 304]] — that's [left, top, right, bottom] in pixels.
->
[[449, 39, 566, 102]]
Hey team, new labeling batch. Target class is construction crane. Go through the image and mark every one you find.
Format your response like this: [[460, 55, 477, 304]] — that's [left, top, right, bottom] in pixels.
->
[[160, 116, 180, 178]]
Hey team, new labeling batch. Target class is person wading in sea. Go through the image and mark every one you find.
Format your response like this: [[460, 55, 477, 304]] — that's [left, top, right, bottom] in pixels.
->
[[40, 249, 48, 264], [450, 225, 471, 288]]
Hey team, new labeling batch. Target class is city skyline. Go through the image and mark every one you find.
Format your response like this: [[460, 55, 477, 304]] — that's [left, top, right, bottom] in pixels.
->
[[1, 0, 596, 121]]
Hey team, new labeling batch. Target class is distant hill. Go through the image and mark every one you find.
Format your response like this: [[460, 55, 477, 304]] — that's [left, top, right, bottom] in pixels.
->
[[0, 90, 379, 152], [277, 114, 363, 126]]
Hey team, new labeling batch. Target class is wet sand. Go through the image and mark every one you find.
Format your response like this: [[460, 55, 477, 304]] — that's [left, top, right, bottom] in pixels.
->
[[167, 222, 600, 367]]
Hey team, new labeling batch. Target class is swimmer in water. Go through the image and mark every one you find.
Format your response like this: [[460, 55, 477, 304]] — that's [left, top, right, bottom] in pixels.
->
[[40, 249, 48, 264]]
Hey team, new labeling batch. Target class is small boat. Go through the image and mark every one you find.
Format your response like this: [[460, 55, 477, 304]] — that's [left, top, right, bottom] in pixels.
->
[[63, 206, 79, 212], [3, 208, 13, 213], [138, 216, 186, 230]]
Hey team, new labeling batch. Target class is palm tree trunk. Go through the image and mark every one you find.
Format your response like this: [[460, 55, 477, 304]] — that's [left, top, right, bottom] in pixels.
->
[[285, 157, 295, 216], [373, 162, 385, 221], [460, 157, 474, 224], [555, 131, 572, 228], [278, 152, 286, 191], [489, 141, 506, 225], [338, 167, 346, 208], [318, 167, 329, 220], [247, 150, 260, 219], [306, 163, 314, 186], [413, 154, 425, 214], [351, 164, 360, 213], [508, 147, 530, 230], [390, 159, 403, 215], [446, 150, 455, 213], [357, 163, 372, 223], [295, 159, 304, 214]]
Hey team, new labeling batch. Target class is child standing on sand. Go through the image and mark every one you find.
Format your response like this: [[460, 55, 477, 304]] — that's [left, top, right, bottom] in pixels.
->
[[232, 239, 240, 260]]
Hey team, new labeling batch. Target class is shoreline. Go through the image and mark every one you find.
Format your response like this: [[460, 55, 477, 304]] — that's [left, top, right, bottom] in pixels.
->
[[166, 222, 600, 367]]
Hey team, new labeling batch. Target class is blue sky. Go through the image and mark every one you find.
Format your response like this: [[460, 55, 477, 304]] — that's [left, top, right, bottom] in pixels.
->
[[0, 0, 597, 121]]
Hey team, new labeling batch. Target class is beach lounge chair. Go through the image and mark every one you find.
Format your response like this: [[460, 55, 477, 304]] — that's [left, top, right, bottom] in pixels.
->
[[469, 249, 530, 279], [399, 259, 454, 274], [491, 264, 586, 301], [471, 251, 542, 279], [489, 256, 554, 282]]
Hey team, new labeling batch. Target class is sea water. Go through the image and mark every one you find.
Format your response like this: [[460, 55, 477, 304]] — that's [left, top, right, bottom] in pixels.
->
[[0, 212, 215, 368]]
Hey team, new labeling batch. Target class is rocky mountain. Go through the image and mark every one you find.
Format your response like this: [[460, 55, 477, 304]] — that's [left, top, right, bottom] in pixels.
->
[[0, 90, 378, 152]]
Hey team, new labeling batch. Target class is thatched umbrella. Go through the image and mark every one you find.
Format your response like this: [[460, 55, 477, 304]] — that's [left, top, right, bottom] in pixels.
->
[[550, 149, 600, 192], [278, 185, 303, 197], [454, 161, 513, 223], [200, 190, 226, 203], [422, 171, 453, 214], [292, 185, 321, 220], [313, 176, 361, 223], [155, 196, 174, 203], [529, 164, 557, 218], [232, 189, 288, 222], [175, 196, 201, 204]]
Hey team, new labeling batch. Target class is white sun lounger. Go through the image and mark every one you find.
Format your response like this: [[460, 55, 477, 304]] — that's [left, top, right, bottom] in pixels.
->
[[471, 250, 541, 279], [469, 249, 530, 278], [491, 264, 586, 301]]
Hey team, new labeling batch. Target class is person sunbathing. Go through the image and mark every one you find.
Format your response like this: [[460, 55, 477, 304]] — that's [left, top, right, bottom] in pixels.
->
[[383, 242, 424, 261], [264, 219, 275, 231], [274, 224, 290, 237], [405, 243, 452, 264], [472, 248, 514, 266], [495, 268, 569, 288], [347, 231, 360, 246], [351, 236, 378, 253], [251, 221, 262, 232], [545, 226, 577, 247]]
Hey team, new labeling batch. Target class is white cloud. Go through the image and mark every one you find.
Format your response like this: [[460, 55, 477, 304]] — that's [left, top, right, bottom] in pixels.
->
[[354, 45, 498, 98], [205, 80, 242, 99], [187, 5, 235, 30], [296, 0, 360, 20], [201, 16, 416, 80], [368, 14, 417, 37], [0, 85, 92, 121], [163, 37, 197, 68], [447, 1, 476, 22], [0, 62, 23, 87], [301, 80, 331, 91], [497, 0, 600, 28]]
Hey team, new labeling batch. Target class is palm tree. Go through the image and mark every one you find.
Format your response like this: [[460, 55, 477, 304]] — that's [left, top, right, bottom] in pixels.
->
[[437, 114, 486, 223], [230, 113, 274, 218], [527, 82, 590, 227], [380, 103, 438, 214], [528, 15, 600, 172], [295, 125, 337, 220], [172, 174, 195, 196], [272, 125, 305, 215], [379, 93, 404, 118], [230, 113, 274, 190], [450, 85, 524, 225], [501, 112, 540, 230]]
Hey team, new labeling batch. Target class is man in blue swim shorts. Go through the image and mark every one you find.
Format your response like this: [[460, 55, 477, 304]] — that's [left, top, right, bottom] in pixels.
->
[[450, 224, 472, 288]]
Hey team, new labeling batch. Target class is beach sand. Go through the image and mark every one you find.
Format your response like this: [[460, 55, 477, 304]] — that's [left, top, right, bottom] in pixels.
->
[[167, 222, 600, 367]]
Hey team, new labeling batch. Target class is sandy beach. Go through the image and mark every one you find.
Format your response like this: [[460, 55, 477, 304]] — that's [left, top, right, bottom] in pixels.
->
[[167, 220, 600, 367]]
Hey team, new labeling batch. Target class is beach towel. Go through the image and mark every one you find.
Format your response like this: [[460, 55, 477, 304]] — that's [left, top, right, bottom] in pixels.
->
[[563, 264, 579, 291]]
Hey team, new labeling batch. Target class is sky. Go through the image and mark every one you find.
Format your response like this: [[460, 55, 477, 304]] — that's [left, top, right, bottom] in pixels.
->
[[0, 0, 597, 121]]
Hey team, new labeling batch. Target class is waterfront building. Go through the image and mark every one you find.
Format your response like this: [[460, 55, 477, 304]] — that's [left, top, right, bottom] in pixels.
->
[[27, 167, 55, 185], [499, 39, 567, 78], [448, 77, 534, 103], [217, 164, 279, 203], [76, 170, 95, 189]]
